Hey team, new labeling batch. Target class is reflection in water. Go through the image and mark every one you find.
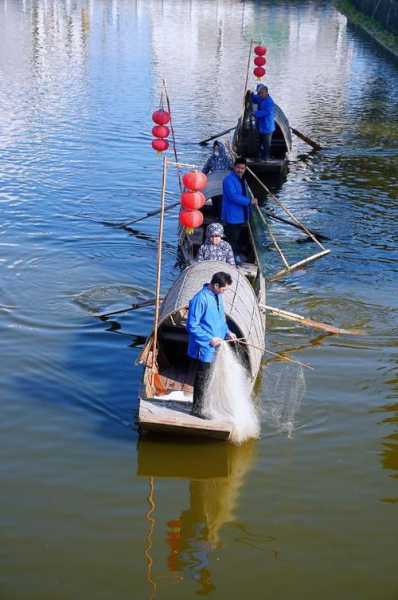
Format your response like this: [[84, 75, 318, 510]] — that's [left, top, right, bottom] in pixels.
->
[[138, 439, 257, 596], [379, 370, 398, 503]]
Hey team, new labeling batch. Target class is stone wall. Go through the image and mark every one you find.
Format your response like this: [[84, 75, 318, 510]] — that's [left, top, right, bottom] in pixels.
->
[[350, 0, 398, 34]]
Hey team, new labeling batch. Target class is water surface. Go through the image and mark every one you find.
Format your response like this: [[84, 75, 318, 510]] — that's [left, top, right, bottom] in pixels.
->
[[1, 1, 398, 598]]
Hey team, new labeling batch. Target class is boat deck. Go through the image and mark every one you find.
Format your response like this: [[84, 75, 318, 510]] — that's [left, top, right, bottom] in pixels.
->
[[139, 399, 232, 440]]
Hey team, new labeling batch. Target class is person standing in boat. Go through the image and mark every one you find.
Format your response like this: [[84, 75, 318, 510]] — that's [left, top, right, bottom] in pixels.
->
[[187, 271, 236, 419], [221, 157, 254, 265], [202, 141, 232, 175], [251, 85, 275, 161], [197, 223, 235, 266]]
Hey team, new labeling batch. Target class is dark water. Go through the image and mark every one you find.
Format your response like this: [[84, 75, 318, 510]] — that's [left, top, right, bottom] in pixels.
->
[[1, 1, 398, 598]]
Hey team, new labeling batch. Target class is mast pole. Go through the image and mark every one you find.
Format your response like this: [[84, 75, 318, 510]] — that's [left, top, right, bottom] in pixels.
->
[[151, 154, 168, 384]]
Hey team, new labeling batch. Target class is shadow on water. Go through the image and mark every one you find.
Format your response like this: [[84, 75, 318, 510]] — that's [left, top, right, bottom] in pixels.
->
[[9, 311, 148, 443], [137, 438, 267, 597]]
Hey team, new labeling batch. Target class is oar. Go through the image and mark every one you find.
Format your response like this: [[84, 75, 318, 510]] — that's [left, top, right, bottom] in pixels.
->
[[112, 201, 180, 228], [291, 127, 322, 151], [261, 304, 363, 336], [97, 298, 159, 319], [198, 126, 237, 146], [263, 209, 330, 242]]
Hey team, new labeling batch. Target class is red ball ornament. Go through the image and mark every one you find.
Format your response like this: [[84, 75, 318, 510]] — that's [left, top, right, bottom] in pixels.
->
[[254, 56, 266, 67], [151, 138, 169, 152], [180, 191, 206, 210], [152, 125, 170, 138], [254, 45, 267, 56], [253, 66, 266, 78], [152, 110, 170, 125], [182, 171, 208, 192], [179, 209, 204, 230]]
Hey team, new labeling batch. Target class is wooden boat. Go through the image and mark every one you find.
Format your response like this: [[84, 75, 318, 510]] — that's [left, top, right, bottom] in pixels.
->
[[138, 171, 266, 441], [232, 90, 292, 181]]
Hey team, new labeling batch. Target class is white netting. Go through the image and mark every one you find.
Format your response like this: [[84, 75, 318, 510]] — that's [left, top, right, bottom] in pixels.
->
[[260, 363, 306, 437], [204, 342, 260, 444]]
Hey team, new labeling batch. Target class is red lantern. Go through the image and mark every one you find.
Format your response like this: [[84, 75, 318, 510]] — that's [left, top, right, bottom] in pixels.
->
[[254, 45, 267, 56], [151, 138, 169, 152], [253, 66, 266, 78], [179, 209, 204, 230], [182, 171, 208, 192], [254, 56, 266, 67], [181, 191, 206, 210], [152, 110, 170, 125], [152, 125, 170, 138]]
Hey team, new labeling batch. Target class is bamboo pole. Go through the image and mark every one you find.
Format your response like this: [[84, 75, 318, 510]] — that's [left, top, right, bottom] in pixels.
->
[[198, 126, 237, 146], [266, 221, 290, 268], [162, 79, 182, 192], [247, 186, 290, 268], [117, 200, 180, 228], [245, 165, 327, 250], [243, 39, 254, 103], [167, 160, 202, 169], [268, 249, 331, 281], [261, 304, 362, 336], [227, 338, 313, 369], [97, 297, 162, 319], [150, 155, 168, 381]]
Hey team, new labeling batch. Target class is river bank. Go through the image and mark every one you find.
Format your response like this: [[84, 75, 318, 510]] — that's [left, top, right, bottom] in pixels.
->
[[336, 0, 398, 59]]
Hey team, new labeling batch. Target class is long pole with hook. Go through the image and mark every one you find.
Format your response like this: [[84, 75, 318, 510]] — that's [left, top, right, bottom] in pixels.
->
[[150, 155, 168, 384]]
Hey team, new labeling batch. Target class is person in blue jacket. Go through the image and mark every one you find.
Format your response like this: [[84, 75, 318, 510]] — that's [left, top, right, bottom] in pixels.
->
[[251, 85, 275, 161], [187, 271, 236, 418], [221, 157, 255, 264]]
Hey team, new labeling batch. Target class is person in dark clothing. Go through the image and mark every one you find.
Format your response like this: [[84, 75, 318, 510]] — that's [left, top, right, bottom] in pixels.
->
[[186, 272, 236, 418], [221, 157, 256, 264], [202, 141, 232, 175]]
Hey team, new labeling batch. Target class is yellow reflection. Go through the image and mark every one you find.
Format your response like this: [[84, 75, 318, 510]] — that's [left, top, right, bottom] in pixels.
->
[[138, 438, 257, 595]]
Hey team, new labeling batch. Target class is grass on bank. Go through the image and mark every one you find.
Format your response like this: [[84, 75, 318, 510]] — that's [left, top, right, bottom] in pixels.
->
[[336, 0, 398, 57]]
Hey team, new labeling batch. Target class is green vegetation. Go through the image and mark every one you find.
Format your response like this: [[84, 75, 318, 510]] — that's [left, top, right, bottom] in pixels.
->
[[336, 0, 398, 57]]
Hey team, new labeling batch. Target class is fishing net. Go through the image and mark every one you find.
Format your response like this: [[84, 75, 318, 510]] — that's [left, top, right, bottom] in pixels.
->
[[204, 342, 260, 445], [260, 363, 305, 437]]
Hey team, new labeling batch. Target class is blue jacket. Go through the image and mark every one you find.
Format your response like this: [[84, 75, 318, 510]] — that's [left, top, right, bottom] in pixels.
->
[[221, 171, 250, 225], [187, 284, 229, 363], [252, 94, 275, 134]]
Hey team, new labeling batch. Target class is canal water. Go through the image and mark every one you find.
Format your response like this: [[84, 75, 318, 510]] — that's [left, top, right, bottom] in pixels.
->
[[1, 1, 397, 598]]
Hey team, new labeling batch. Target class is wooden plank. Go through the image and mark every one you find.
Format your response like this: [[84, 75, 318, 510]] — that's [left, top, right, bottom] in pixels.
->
[[139, 400, 232, 440]]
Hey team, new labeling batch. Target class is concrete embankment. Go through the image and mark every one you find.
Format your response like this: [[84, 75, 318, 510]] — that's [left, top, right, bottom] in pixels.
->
[[337, 0, 398, 59]]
